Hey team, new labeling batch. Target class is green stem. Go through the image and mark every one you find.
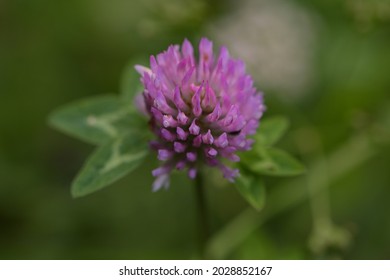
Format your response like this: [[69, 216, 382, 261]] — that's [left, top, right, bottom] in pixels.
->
[[194, 170, 209, 258]]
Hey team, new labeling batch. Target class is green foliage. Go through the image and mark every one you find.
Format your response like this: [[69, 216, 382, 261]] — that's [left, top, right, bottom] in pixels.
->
[[49, 66, 150, 197], [120, 58, 148, 103], [236, 171, 266, 211], [71, 133, 148, 198], [48, 95, 142, 145], [236, 116, 305, 209], [247, 148, 306, 176], [255, 116, 289, 146]]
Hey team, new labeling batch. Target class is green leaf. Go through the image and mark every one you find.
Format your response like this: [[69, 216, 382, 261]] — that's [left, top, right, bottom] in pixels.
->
[[120, 58, 147, 103], [236, 172, 266, 211], [48, 95, 143, 145], [250, 148, 306, 176], [256, 116, 289, 146], [71, 132, 149, 198]]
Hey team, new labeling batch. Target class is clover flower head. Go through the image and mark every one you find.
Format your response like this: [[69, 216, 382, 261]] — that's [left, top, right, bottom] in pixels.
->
[[135, 38, 265, 191]]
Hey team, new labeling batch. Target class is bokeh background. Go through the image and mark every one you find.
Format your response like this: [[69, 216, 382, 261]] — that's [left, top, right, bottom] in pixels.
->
[[1, 0, 390, 259]]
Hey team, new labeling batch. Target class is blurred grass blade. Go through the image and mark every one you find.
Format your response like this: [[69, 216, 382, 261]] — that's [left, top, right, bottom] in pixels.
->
[[255, 116, 289, 146], [236, 173, 266, 211], [71, 132, 148, 198], [48, 95, 143, 145]]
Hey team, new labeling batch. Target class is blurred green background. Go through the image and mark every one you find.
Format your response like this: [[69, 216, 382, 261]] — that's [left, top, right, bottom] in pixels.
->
[[1, 0, 390, 259]]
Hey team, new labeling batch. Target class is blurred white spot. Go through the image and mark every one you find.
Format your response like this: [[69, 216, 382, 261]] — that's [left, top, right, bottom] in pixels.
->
[[209, 0, 319, 99]]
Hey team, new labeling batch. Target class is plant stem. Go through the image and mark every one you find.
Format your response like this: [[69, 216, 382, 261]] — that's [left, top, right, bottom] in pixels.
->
[[194, 170, 209, 258]]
